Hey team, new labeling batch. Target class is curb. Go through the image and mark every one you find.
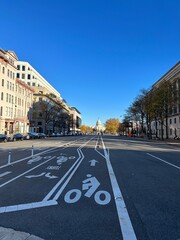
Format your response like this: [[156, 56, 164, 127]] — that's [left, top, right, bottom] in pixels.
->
[[0, 227, 44, 240]]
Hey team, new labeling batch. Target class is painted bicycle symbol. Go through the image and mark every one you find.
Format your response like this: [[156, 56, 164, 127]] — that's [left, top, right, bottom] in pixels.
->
[[64, 174, 111, 205]]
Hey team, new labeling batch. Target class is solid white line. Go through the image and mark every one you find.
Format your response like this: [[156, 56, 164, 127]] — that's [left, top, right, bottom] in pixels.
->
[[101, 137, 137, 240], [0, 171, 11, 178], [0, 139, 80, 169], [43, 137, 93, 201], [53, 148, 84, 201], [43, 148, 83, 201], [0, 200, 57, 213], [147, 153, 180, 170], [0, 156, 56, 188]]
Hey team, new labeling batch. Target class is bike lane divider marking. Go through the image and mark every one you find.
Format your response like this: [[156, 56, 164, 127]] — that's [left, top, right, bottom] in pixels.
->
[[0, 138, 82, 170], [0, 171, 12, 179], [43, 147, 84, 201], [147, 153, 180, 170], [0, 200, 58, 214], [43, 137, 94, 202], [0, 137, 95, 213], [0, 156, 56, 188], [100, 137, 137, 240]]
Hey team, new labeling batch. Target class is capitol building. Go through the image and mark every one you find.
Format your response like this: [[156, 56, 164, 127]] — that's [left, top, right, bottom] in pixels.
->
[[95, 119, 105, 133]]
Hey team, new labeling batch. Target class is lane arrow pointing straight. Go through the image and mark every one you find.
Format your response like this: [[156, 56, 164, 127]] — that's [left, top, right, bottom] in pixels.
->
[[89, 159, 99, 167]]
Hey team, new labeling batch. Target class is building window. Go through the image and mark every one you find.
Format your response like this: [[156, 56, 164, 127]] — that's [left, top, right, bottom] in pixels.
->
[[174, 118, 176, 124], [7, 81, 9, 89], [22, 65, 25, 71], [22, 74, 25, 79], [2, 79, 4, 86], [27, 74, 31, 80], [27, 82, 31, 86], [32, 82, 35, 86], [7, 69, 10, 77], [17, 73, 20, 78], [169, 119, 172, 124], [2, 67, 5, 74], [170, 129, 172, 135], [0, 107, 3, 116], [38, 122, 42, 125], [17, 65, 20, 70], [1, 92, 3, 100]]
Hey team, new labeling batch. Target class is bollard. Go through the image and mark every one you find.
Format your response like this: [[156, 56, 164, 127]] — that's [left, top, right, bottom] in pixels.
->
[[31, 145, 34, 156], [8, 151, 11, 165]]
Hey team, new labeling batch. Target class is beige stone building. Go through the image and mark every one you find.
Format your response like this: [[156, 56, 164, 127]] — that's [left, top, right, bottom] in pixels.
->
[[0, 48, 34, 136], [69, 107, 82, 134], [0, 48, 82, 136], [151, 61, 180, 139]]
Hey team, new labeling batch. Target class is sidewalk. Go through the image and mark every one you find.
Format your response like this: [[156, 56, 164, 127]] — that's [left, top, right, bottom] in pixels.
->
[[0, 227, 44, 240]]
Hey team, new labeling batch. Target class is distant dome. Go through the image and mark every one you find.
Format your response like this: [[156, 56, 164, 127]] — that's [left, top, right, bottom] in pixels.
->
[[95, 119, 104, 132]]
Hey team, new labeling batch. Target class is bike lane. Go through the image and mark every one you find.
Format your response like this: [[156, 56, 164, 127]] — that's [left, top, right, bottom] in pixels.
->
[[0, 140, 87, 212], [50, 137, 125, 240], [0, 136, 137, 240]]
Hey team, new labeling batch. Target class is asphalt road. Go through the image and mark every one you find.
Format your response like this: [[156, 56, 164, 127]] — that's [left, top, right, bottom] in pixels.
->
[[0, 135, 179, 240]]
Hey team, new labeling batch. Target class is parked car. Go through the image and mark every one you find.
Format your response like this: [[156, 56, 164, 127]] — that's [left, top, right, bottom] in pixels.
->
[[12, 133, 24, 141], [38, 133, 46, 139], [0, 134, 8, 143], [25, 132, 39, 140]]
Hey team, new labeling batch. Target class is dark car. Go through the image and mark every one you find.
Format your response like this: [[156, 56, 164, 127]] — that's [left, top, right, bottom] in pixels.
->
[[25, 132, 39, 140], [38, 133, 46, 139], [0, 134, 8, 143], [12, 133, 24, 141]]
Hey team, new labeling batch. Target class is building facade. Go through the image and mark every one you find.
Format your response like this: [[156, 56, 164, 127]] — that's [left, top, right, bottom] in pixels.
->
[[0, 49, 34, 135], [151, 61, 180, 139], [0, 48, 82, 136], [69, 107, 82, 134], [16, 61, 61, 98]]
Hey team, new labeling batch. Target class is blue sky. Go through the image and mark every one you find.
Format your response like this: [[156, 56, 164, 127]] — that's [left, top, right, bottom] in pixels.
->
[[1, 0, 180, 126]]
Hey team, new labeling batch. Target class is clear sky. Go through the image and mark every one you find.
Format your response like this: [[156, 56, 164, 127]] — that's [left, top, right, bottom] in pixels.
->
[[1, 0, 180, 126]]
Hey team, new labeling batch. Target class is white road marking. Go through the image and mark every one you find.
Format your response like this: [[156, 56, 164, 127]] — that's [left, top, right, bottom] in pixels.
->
[[45, 172, 58, 179], [25, 172, 46, 178], [0, 137, 95, 213], [0, 171, 12, 179], [0, 138, 79, 169], [0, 156, 55, 188], [0, 200, 57, 213], [147, 153, 180, 170], [43, 147, 84, 201], [43, 138, 94, 202], [101, 137, 137, 240], [89, 159, 98, 166]]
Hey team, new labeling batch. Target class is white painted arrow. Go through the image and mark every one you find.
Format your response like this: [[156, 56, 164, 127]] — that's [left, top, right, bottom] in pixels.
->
[[89, 159, 99, 167], [25, 172, 46, 178], [45, 172, 58, 179]]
